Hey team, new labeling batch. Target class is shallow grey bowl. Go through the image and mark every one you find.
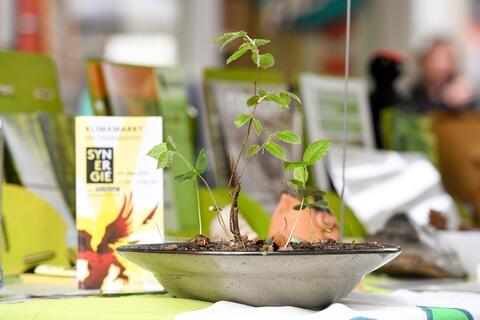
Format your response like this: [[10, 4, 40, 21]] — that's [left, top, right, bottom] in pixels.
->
[[117, 243, 401, 308]]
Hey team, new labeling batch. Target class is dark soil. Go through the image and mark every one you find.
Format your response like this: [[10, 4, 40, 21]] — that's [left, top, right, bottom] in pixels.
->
[[149, 235, 385, 252]]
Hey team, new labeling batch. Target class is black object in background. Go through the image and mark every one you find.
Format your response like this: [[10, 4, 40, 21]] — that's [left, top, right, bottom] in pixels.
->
[[369, 51, 404, 148]]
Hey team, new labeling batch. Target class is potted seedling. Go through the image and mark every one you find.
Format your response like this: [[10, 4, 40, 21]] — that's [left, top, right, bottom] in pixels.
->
[[117, 31, 400, 308]]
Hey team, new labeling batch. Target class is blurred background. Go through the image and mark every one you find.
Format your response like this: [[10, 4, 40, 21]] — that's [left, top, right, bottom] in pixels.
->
[[2, 0, 480, 280], [0, 0, 478, 114]]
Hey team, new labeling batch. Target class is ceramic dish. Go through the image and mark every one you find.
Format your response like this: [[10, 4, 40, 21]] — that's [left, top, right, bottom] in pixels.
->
[[117, 243, 401, 308]]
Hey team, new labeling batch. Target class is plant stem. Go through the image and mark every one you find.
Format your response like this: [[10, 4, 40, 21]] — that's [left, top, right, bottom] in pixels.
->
[[227, 67, 260, 192], [197, 174, 231, 239], [195, 180, 202, 235], [175, 153, 228, 237], [226, 64, 260, 241], [284, 197, 306, 247], [236, 138, 268, 184]]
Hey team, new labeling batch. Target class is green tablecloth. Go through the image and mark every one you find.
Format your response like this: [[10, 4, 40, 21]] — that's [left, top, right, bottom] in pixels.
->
[[0, 294, 211, 320]]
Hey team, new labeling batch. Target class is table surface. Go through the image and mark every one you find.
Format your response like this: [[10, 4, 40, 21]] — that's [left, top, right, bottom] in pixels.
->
[[1, 274, 479, 320]]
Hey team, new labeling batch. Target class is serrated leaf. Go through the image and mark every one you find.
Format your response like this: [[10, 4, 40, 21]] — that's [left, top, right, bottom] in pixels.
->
[[292, 203, 307, 211], [284, 161, 306, 170], [246, 144, 260, 157], [147, 143, 168, 160], [293, 167, 308, 184], [157, 150, 174, 169], [253, 119, 262, 135], [234, 114, 250, 128], [166, 136, 176, 151], [275, 130, 301, 144], [303, 140, 331, 163], [246, 95, 259, 107], [283, 91, 301, 104], [254, 39, 270, 47], [259, 53, 275, 69], [227, 46, 249, 64], [264, 141, 286, 160], [195, 148, 207, 174], [175, 170, 197, 182]]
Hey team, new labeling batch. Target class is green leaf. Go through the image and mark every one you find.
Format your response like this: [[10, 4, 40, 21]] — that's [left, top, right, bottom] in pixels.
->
[[157, 150, 174, 169], [220, 33, 246, 51], [279, 92, 291, 107], [195, 148, 207, 174], [293, 167, 308, 184], [147, 143, 168, 160], [264, 141, 286, 160], [259, 53, 275, 69], [284, 161, 307, 170], [213, 31, 246, 44], [286, 180, 299, 192], [213, 34, 229, 44], [297, 187, 326, 198], [303, 140, 331, 163], [227, 46, 249, 64], [289, 179, 304, 186], [313, 200, 329, 208], [254, 39, 270, 47], [175, 170, 197, 182], [292, 203, 307, 211], [166, 136, 176, 151], [265, 93, 288, 109], [246, 144, 260, 157], [275, 130, 301, 144], [258, 89, 268, 96], [246, 95, 259, 107], [253, 119, 262, 135], [234, 114, 251, 128], [282, 91, 301, 104]]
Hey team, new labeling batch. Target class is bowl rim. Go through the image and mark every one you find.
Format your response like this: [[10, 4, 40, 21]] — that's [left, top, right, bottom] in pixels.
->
[[117, 243, 401, 256]]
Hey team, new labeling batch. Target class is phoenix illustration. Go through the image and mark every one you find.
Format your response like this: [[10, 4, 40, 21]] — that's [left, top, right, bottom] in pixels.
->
[[77, 193, 157, 289]]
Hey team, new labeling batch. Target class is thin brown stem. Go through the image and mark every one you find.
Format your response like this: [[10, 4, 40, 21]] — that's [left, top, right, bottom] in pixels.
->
[[229, 185, 241, 240], [227, 67, 259, 192]]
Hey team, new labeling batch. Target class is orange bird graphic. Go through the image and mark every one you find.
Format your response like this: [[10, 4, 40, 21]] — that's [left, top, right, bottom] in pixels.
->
[[77, 193, 157, 289]]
